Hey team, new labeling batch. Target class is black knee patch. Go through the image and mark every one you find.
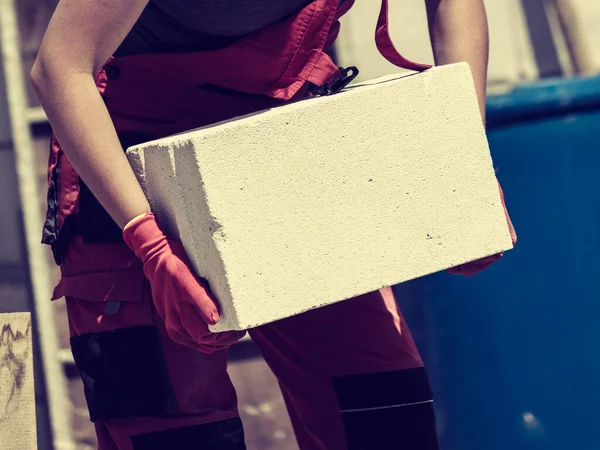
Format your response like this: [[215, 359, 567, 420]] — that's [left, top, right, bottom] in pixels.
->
[[130, 417, 246, 450], [332, 367, 440, 450], [70, 325, 178, 422]]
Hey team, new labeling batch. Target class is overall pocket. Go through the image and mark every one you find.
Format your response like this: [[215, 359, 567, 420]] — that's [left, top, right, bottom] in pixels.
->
[[53, 268, 180, 422]]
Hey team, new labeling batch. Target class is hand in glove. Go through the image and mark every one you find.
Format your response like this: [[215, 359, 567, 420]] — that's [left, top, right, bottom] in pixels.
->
[[123, 212, 245, 353]]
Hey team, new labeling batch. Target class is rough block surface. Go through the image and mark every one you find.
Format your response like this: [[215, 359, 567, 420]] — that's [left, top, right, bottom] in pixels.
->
[[127, 63, 514, 331]]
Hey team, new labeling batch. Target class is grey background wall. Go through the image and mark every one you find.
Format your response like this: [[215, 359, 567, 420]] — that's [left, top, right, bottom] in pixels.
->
[[336, 0, 598, 87]]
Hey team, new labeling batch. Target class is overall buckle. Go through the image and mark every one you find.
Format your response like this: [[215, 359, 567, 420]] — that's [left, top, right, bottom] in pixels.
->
[[313, 66, 360, 96]]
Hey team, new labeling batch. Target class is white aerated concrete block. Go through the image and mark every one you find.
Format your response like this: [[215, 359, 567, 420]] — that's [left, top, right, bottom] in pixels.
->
[[127, 63, 514, 332]]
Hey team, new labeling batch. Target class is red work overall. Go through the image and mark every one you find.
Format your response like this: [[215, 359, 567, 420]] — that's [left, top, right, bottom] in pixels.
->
[[43, 0, 440, 448]]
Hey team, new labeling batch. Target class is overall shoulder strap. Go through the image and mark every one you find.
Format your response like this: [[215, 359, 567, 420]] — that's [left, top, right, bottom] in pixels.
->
[[376, 0, 432, 71]]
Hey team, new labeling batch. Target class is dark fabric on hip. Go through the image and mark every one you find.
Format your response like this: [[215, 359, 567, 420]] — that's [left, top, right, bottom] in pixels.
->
[[42, 139, 60, 247]]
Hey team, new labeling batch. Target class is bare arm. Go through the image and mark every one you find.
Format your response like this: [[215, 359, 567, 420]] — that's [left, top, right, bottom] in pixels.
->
[[31, 0, 150, 229], [425, 0, 489, 121]]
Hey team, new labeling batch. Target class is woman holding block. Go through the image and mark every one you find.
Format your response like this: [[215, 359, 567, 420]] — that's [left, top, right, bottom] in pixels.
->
[[32, 0, 513, 448]]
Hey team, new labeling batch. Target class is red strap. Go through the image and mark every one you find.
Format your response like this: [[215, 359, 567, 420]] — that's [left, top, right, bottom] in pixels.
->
[[375, 0, 432, 71]]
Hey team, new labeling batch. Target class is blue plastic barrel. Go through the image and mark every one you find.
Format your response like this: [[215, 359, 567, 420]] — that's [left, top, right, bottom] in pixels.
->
[[394, 75, 600, 450]]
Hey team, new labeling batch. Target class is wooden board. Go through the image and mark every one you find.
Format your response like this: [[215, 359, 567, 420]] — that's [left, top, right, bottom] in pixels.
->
[[0, 313, 36, 450]]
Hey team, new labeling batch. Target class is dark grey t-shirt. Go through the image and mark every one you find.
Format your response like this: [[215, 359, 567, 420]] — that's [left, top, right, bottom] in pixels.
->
[[117, 0, 314, 56]]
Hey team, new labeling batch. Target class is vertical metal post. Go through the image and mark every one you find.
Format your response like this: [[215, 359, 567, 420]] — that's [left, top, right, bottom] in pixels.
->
[[0, 0, 75, 448]]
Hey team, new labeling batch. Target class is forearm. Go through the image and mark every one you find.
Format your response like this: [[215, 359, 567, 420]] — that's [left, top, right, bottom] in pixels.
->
[[32, 66, 150, 229], [426, 0, 489, 121]]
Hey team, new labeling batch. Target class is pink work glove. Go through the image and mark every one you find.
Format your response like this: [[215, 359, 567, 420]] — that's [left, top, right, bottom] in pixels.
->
[[123, 212, 245, 353], [447, 181, 517, 277]]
